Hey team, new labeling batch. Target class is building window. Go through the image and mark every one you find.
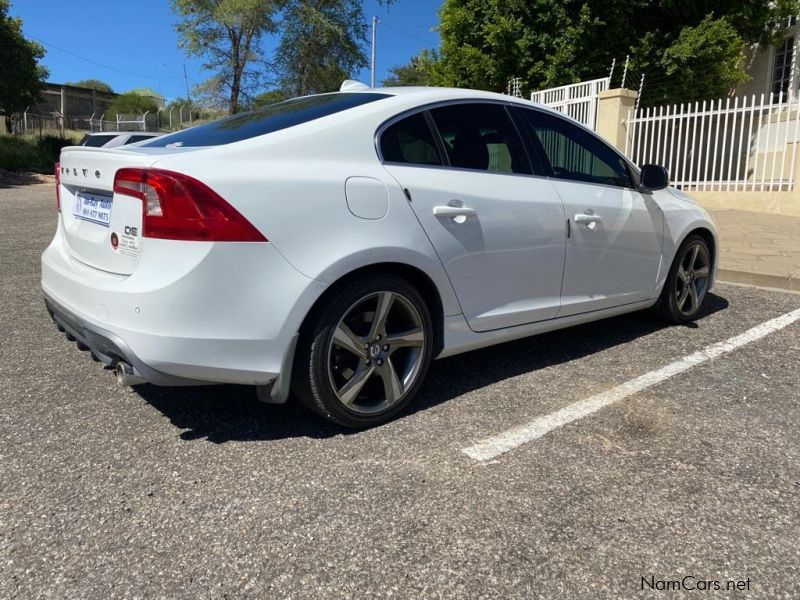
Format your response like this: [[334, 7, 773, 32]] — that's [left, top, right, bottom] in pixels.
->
[[772, 36, 795, 101]]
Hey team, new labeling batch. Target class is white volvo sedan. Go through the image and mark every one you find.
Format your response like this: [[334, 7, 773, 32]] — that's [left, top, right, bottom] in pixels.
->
[[43, 83, 717, 428]]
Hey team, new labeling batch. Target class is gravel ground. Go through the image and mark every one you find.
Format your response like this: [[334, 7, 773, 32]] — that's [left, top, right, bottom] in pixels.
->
[[2, 184, 799, 598]]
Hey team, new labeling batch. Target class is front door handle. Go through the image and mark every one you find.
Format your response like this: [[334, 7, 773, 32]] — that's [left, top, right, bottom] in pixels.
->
[[574, 213, 603, 225], [433, 205, 477, 220]]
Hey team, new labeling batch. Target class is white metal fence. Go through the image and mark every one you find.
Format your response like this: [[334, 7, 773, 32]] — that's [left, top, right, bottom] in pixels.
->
[[531, 77, 610, 130], [10, 106, 195, 136], [625, 93, 800, 192]]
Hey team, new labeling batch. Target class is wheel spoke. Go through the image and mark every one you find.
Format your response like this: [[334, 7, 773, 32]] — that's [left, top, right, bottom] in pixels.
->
[[333, 323, 366, 358], [689, 244, 700, 270], [378, 358, 403, 404], [678, 264, 688, 281], [694, 266, 709, 279], [384, 327, 424, 349], [337, 363, 375, 405], [688, 281, 700, 312], [677, 284, 690, 309], [369, 292, 394, 339]]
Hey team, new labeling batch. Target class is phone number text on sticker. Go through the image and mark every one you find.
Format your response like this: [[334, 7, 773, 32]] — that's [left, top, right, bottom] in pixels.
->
[[73, 193, 112, 227]]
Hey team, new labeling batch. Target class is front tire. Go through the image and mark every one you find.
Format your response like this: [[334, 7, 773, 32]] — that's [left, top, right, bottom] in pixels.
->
[[655, 234, 712, 323], [293, 275, 434, 429]]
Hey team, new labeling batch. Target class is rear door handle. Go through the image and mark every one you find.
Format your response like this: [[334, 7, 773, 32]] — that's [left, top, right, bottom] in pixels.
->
[[574, 213, 603, 225], [433, 205, 477, 219]]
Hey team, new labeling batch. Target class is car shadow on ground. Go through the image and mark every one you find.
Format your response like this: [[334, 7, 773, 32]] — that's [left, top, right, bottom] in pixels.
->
[[134, 293, 729, 443]]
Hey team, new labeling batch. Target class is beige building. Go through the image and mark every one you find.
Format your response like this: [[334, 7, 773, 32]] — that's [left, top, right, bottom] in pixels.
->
[[33, 82, 118, 119], [737, 19, 799, 101]]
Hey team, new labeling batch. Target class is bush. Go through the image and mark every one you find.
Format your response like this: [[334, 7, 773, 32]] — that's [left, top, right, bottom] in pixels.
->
[[0, 136, 39, 172], [36, 134, 73, 168], [107, 92, 159, 118], [0, 134, 75, 173]]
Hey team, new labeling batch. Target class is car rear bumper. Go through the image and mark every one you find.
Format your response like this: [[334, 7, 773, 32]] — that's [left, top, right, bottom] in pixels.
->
[[41, 225, 326, 388], [44, 293, 205, 386]]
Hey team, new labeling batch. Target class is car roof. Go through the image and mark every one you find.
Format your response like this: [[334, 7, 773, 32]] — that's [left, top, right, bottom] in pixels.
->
[[361, 85, 548, 110]]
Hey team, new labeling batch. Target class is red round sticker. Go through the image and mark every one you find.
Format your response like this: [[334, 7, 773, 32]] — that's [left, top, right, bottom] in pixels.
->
[[110, 232, 119, 250]]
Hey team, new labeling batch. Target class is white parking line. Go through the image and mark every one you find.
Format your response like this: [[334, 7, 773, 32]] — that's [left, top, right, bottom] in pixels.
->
[[463, 307, 800, 462]]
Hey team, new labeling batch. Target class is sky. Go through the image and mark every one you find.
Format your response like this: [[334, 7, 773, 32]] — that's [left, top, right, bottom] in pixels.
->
[[9, 0, 442, 102]]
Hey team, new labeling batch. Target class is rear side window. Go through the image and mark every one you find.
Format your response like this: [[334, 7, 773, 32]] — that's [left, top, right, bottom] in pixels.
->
[[144, 93, 390, 148], [380, 112, 442, 166], [429, 103, 531, 174], [125, 135, 157, 145], [516, 108, 633, 188], [81, 135, 115, 147]]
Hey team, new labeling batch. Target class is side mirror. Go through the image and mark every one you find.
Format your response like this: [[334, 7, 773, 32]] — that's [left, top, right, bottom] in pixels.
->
[[640, 164, 669, 191]]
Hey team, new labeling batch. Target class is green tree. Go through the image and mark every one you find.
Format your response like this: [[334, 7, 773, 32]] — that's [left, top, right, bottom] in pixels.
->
[[106, 92, 159, 117], [0, 0, 47, 115], [382, 51, 439, 87], [422, 0, 800, 105], [172, 0, 280, 114], [647, 15, 750, 105], [250, 88, 291, 109], [275, 0, 368, 96], [66, 79, 114, 93]]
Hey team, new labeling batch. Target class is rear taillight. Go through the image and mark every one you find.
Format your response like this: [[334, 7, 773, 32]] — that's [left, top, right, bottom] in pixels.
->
[[113, 168, 267, 242], [54, 163, 61, 212]]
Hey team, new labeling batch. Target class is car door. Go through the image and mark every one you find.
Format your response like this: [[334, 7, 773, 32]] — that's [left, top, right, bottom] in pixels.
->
[[379, 102, 566, 332], [513, 107, 664, 317]]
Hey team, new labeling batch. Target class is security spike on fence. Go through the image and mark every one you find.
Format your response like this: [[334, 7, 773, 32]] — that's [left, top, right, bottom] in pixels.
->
[[621, 55, 630, 89], [635, 73, 645, 111]]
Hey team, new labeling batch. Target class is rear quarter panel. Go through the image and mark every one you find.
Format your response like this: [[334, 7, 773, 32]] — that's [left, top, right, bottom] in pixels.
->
[[147, 110, 463, 318]]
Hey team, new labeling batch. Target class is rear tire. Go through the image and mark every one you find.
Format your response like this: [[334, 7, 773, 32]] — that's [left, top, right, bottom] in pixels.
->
[[654, 234, 712, 323], [293, 274, 434, 429]]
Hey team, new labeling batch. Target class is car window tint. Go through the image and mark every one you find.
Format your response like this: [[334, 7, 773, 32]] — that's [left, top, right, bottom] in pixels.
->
[[518, 109, 632, 188], [143, 93, 390, 148], [380, 112, 442, 165], [82, 135, 115, 148], [429, 103, 531, 174], [125, 135, 156, 145]]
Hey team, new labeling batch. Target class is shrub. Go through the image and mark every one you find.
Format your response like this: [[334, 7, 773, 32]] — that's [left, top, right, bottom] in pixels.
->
[[0, 134, 75, 173], [0, 136, 39, 172], [36, 134, 73, 168]]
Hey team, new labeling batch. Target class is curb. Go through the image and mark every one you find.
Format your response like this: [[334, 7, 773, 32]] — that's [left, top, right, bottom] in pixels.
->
[[717, 268, 800, 292]]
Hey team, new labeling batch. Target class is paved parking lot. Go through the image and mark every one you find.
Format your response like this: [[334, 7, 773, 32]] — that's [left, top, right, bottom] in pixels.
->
[[2, 184, 799, 598]]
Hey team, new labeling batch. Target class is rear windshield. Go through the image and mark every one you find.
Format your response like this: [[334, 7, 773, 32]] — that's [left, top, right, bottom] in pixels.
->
[[143, 92, 390, 148]]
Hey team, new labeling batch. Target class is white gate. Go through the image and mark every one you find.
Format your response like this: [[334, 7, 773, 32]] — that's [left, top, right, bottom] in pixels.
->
[[531, 77, 610, 130], [625, 93, 800, 192]]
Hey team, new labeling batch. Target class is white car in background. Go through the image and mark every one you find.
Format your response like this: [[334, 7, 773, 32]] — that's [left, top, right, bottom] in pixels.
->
[[43, 83, 717, 428], [79, 131, 163, 148]]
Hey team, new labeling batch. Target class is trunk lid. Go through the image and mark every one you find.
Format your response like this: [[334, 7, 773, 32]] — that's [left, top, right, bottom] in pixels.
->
[[58, 146, 157, 275]]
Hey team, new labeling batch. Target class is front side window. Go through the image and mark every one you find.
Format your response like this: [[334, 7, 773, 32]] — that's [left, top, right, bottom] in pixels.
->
[[429, 103, 532, 174], [516, 109, 633, 188], [144, 93, 390, 148], [379, 112, 442, 165]]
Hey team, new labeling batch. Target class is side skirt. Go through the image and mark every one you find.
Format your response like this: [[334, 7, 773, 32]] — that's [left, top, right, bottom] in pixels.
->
[[438, 299, 656, 359]]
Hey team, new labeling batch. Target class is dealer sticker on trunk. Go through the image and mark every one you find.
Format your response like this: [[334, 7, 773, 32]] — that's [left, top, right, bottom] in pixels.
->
[[110, 226, 140, 258], [73, 192, 112, 227]]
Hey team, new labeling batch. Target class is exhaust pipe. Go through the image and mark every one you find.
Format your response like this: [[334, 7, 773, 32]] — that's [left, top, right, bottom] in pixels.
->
[[115, 361, 147, 386]]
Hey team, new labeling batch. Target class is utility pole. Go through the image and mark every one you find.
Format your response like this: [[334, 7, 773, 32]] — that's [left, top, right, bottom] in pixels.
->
[[371, 16, 379, 88], [183, 63, 193, 125]]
